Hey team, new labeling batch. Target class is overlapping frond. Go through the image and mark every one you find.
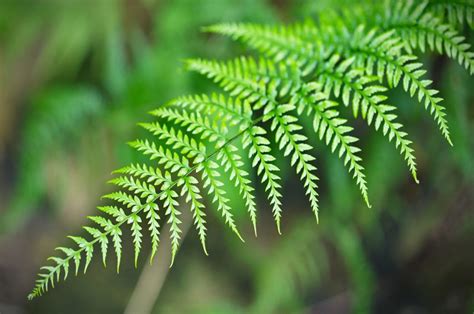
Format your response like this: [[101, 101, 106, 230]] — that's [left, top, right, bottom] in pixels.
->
[[29, 0, 473, 300]]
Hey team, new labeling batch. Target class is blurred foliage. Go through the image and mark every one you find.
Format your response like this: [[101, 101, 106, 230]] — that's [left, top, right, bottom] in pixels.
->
[[0, 0, 125, 80], [3, 85, 104, 232], [0, 0, 473, 313]]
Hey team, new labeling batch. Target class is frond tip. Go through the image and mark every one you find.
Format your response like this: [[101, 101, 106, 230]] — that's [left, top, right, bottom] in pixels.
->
[[29, 0, 473, 300]]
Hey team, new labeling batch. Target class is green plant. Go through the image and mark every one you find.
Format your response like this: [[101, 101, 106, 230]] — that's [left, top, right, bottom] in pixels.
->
[[28, 0, 474, 300], [2, 85, 104, 232]]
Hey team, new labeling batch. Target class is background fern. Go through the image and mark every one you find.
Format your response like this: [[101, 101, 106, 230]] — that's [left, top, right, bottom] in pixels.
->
[[1, 85, 104, 232], [1, 0, 474, 312]]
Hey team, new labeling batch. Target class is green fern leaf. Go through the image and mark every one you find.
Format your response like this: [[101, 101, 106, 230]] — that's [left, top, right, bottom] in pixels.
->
[[29, 1, 474, 300]]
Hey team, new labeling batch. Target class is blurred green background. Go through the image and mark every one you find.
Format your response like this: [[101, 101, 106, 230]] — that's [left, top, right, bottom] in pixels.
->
[[0, 0, 473, 313]]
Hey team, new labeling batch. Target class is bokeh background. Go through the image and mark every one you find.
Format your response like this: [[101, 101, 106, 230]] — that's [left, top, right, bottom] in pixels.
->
[[0, 0, 473, 313]]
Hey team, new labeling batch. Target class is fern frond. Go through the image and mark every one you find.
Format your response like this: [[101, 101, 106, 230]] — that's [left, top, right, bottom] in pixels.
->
[[30, 1, 474, 300]]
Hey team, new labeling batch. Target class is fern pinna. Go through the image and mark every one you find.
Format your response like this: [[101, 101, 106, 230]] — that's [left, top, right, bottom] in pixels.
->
[[29, 0, 474, 299]]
